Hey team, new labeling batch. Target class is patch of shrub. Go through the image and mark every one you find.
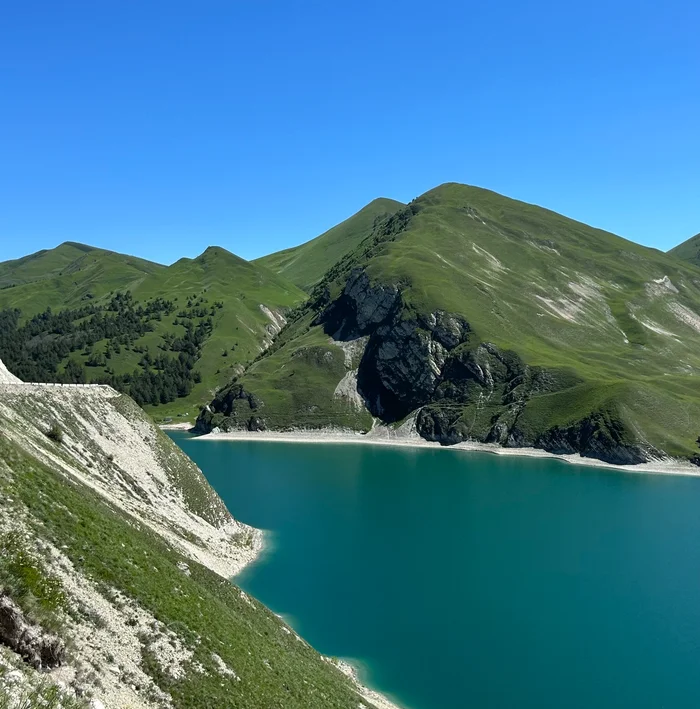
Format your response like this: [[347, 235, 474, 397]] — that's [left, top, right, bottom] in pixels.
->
[[45, 425, 64, 444]]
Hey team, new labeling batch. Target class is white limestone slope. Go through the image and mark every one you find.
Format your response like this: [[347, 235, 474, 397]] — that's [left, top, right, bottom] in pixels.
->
[[0, 360, 261, 578], [0, 358, 20, 384], [0, 357, 264, 707]]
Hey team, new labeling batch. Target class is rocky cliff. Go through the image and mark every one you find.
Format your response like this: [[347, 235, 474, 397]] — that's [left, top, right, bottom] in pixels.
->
[[199, 263, 653, 464]]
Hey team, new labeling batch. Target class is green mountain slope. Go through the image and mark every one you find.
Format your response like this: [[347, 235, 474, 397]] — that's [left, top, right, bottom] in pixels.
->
[[255, 197, 403, 291], [668, 232, 700, 266], [131, 247, 306, 417], [200, 183, 700, 465], [0, 375, 387, 708], [0, 245, 306, 421], [0, 242, 163, 310], [0, 241, 96, 287]]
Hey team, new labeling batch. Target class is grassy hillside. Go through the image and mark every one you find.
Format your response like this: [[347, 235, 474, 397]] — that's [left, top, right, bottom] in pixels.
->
[[668, 232, 700, 267], [255, 198, 403, 291], [0, 242, 163, 308], [203, 183, 700, 463], [0, 380, 386, 708], [133, 247, 306, 419], [0, 245, 306, 421]]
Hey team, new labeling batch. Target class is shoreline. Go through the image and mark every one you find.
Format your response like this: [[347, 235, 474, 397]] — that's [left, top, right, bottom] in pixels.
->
[[168, 423, 699, 709], [189, 427, 700, 478], [331, 658, 405, 709], [238, 533, 405, 709]]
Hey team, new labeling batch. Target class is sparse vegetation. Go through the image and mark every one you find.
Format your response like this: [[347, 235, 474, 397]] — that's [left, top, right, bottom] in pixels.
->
[[0, 668, 88, 709], [0, 532, 66, 630]]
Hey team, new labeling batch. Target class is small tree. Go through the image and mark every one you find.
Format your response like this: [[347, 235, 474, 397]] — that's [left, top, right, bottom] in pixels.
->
[[46, 424, 64, 444]]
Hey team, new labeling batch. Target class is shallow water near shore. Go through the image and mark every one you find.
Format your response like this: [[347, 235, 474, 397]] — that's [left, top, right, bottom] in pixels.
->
[[170, 432, 700, 709]]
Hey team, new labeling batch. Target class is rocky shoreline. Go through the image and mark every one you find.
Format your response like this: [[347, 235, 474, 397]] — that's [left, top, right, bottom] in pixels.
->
[[190, 426, 700, 478]]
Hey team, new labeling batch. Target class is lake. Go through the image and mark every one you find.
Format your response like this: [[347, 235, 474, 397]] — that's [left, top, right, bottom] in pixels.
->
[[169, 433, 700, 709]]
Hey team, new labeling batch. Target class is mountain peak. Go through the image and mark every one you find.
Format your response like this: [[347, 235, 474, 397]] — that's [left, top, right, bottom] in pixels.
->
[[255, 196, 405, 291], [194, 246, 249, 267], [57, 241, 97, 253], [669, 233, 700, 267]]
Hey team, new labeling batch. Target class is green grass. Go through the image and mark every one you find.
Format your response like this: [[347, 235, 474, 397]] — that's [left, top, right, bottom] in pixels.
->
[[0, 243, 163, 311], [223, 321, 373, 431], [668, 232, 700, 267], [0, 531, 67, 634], [132, 247, 306, 419], [0, 244, 307, 420], [256, 198, 403, 291]]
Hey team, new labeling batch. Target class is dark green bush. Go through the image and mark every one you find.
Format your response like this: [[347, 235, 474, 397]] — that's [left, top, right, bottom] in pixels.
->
[[46, 424, 64, 444]]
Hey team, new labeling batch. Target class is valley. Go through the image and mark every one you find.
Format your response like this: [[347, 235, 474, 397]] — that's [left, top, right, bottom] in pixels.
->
[[3, 183, 700, 469], [2, 182, 700, 707]]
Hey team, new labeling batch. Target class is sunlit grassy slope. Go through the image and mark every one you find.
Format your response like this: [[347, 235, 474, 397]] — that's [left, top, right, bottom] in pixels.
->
[[668, 232, 700, 267], [255, 197, 403, 291], [230, 184, 700, 459], [0, 242, 163, 312], [0, 244, 306, 420], [132, 247, 305, 418]]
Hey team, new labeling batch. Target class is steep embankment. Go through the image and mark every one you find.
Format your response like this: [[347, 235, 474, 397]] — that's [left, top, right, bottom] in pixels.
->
[[199, 183, 700, 465], [0, 359, 20, 384], [0, 365, 392, 709]]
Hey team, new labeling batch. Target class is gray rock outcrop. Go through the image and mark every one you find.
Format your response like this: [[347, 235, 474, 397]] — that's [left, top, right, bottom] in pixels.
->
[[0, 594, 65, 669]]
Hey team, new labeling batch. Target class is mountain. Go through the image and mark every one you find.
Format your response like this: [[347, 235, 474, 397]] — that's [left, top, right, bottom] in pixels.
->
[[127, 246, 306, 416], [199, 183, 700, 465], [0, 241, 164, 312], [0, 241, 97, 288], [0, 366, 387, 708], [668, 232, 700, 267], [0, 245, 306, 421], [255, 197, 404, 291]]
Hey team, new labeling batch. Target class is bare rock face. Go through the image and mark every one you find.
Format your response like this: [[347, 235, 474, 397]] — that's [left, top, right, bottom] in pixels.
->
[[363, 318, 449, 417], [530, 412, 649, 465], [343, 270, 400, 333], [316, 268, 471, 421], [321, 269, 400, 339], [195, 384, 266, 433], [0, 594, 66, 669]]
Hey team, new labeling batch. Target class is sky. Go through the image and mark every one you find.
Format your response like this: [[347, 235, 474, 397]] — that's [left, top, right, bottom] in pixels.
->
[[1, 0, 698, 265]]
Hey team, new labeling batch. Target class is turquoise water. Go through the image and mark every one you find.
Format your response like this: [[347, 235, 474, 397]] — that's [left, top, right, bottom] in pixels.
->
[[170, 433, 700, 709]]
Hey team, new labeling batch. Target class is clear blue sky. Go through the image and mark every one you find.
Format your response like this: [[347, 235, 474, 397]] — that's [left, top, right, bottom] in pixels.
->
[[1, 0, 698, 264]]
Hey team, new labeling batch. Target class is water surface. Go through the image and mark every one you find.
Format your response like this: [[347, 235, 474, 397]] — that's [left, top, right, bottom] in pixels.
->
[[170, 433, 700, 709]]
